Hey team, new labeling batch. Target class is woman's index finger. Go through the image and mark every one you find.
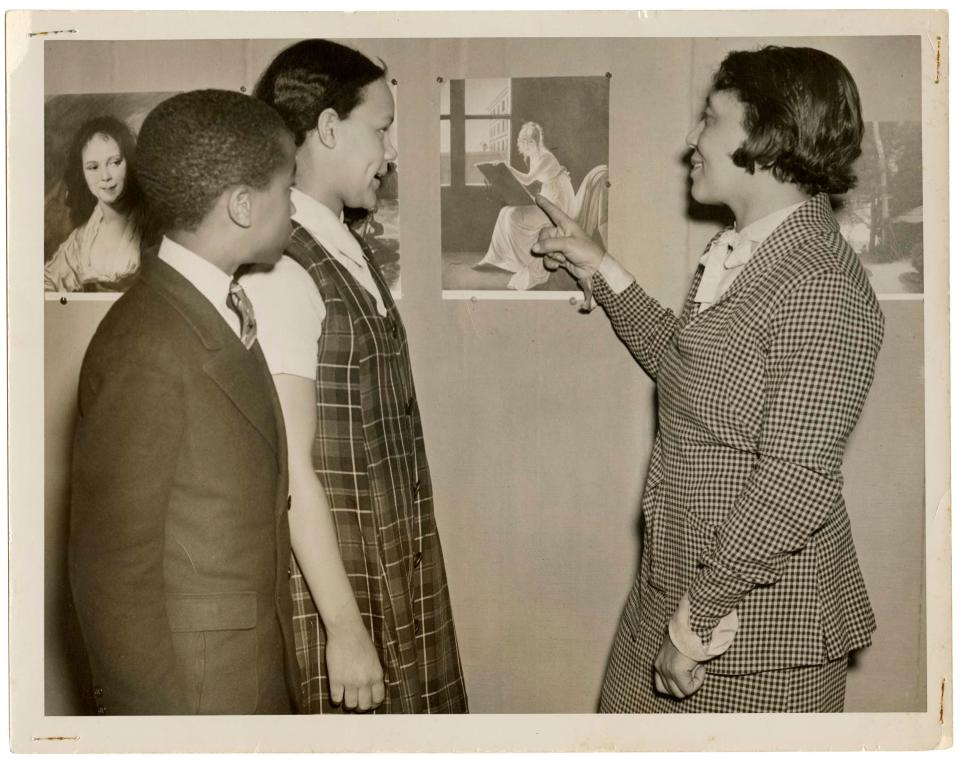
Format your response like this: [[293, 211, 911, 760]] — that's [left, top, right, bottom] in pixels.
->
[[535, 193, 573, 229]]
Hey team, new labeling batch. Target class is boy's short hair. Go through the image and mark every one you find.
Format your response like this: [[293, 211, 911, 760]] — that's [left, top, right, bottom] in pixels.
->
[[713, 46, 864, 196], [254, 39, 386, 147], [137, 89, 292, 233]]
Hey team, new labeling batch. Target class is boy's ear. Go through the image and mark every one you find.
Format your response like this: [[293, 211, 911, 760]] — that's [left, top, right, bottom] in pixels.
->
[[226, 186, 253, 228], [315, 107, 340, 149]]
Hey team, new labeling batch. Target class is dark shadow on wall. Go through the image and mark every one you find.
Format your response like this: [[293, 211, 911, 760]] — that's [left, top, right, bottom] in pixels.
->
[[44, 408, 95, 716]]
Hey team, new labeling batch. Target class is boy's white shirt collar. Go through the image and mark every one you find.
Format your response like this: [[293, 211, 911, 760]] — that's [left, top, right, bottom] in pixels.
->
[[157, 236, 242, 338], [289, 187, 386, 316]]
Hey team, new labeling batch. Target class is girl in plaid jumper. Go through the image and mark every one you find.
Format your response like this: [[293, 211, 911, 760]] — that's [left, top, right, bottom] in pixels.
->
[[242, 39, 467, 714], [533, 46, 882, 712]]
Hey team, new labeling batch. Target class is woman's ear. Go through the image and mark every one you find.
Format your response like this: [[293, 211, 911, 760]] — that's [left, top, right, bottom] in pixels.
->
[[226, 186, 253, 228], [315, 107, 340, 149]]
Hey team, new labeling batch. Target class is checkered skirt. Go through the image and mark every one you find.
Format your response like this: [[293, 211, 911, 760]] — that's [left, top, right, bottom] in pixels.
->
[[283, 225, 467, 714]]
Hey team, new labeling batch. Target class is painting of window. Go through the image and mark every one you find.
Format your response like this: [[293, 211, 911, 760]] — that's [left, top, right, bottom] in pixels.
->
[[440, 75, 610, 297], [441, 78, 513, 187]]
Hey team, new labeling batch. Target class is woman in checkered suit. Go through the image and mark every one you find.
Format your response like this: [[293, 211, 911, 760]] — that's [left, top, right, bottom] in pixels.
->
[[534, 46, 883, 712]]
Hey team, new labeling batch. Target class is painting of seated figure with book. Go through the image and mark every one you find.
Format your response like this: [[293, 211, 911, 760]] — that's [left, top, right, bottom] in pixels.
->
[[440, 75, 610, 295]]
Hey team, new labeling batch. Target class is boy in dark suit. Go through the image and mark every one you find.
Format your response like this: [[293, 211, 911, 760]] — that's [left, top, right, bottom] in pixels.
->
[[68, 89, 300, 715]]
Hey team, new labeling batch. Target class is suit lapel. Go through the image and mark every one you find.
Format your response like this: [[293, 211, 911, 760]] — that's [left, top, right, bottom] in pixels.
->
[[142, 255, 279, 455], [203, 342, 279, 455], [710, 193, 837, 309]]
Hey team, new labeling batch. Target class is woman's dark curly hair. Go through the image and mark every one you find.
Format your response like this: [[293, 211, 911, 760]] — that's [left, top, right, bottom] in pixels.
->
[[254, 39, 387, 147], [712, 46, 864, 196], [63, 115, 144, 228]]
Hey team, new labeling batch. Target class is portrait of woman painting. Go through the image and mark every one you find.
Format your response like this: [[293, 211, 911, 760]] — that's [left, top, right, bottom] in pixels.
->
[[43, 92, 174, 295], [439, 75, 610, 296]]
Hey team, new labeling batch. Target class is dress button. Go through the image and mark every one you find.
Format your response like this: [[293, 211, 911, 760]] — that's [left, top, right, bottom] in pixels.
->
[[287, 567, 292, 579], [414, 618, 421, 634], [413, 551, 423, 568], [97, 706, 107, 715]]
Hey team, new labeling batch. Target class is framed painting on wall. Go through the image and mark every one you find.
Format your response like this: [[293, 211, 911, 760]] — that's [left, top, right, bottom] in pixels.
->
[[440, 74, 610, 299]]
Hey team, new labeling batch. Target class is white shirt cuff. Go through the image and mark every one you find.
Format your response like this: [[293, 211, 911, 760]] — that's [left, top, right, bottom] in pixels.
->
[[667, 592, 739, 662], [596, 253, 635, 294]]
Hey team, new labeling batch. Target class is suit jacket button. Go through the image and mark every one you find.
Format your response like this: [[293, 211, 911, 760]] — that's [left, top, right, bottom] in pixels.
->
[[413, 551, 423, 568]]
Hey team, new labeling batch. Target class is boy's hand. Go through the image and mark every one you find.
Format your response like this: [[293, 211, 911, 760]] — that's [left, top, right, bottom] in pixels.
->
[[325, 623, 386, 712]]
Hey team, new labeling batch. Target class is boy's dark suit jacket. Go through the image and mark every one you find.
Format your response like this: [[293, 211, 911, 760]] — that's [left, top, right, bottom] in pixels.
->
[[68, 254, 301, 715]]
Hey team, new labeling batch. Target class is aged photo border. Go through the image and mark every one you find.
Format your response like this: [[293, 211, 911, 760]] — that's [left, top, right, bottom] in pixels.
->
[[8, 8, 950, 753]]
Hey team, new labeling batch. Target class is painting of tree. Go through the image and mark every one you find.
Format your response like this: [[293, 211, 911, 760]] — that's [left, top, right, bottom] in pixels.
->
[[836, 121, 923, 295]]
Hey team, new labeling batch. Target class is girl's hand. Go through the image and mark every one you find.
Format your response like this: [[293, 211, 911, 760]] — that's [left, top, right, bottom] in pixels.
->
[[325, 623, 386, 712]]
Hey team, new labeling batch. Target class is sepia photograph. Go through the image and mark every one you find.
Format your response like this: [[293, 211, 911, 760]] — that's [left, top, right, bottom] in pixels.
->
[[7, 8, 950, 754]]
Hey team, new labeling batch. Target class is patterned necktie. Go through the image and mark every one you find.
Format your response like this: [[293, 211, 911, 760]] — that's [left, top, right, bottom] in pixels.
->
[[227, 278, 257, 350]]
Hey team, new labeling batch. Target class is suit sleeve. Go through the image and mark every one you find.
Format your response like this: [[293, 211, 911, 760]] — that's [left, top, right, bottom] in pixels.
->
[[591, 272, 680, 381], [686, 270, 884, 641], [68, 344, 190, 714]]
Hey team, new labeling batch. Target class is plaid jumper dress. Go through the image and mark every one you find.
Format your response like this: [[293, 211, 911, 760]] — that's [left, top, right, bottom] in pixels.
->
[[284, 223, 468, 714], [596, 195, 883, 713]]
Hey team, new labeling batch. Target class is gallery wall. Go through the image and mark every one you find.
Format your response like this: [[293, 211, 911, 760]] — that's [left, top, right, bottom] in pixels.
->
[[43, 34, 924, 715]]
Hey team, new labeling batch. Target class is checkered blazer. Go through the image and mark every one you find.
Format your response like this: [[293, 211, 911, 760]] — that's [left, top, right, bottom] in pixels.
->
[[283, 223, 468, 713], [594, 194, 884, 675]]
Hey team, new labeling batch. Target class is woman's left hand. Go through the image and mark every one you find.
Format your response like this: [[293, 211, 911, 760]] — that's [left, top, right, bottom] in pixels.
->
[[653, 633, 707, 699]]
